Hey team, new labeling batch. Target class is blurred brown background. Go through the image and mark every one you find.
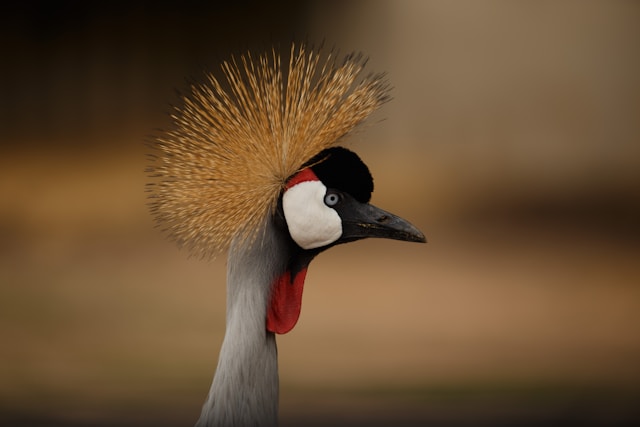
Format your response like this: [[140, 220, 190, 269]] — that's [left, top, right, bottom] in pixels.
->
[[1, 1, 639, 426]]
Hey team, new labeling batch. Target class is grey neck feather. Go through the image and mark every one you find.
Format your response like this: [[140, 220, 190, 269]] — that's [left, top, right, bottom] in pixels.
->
[[196, 219, 289, 427]]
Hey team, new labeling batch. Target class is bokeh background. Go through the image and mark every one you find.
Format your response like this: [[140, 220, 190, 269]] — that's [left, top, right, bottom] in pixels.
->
[[1, 1, 639, 426]]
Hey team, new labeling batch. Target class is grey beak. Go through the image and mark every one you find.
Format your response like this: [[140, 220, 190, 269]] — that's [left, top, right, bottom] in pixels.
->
[[338, 199, 426, 244]]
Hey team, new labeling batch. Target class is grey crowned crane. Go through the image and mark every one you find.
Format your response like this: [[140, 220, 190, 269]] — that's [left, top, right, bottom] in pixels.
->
[[148, 44, 425, 427]]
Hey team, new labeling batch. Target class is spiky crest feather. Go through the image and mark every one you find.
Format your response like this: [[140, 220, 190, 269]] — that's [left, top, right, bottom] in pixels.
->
[[148, 44, 390, 259]]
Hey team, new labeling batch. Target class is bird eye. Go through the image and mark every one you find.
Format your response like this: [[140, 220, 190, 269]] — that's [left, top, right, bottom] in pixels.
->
[[324, 191, 341, 207]]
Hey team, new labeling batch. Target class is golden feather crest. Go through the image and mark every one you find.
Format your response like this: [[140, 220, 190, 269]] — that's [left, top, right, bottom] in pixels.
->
[[147, 44, 390, 259]]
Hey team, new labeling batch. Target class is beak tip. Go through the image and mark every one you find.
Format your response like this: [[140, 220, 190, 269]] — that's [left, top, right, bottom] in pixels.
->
[[413, 230, 427, 243]]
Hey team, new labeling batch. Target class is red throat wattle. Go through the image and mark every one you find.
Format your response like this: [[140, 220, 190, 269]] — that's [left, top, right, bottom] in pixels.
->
[[266, 268, 308, 334]]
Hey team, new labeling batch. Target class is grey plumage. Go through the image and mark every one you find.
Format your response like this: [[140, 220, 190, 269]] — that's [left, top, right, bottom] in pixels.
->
[[196, 218, 285, 427]]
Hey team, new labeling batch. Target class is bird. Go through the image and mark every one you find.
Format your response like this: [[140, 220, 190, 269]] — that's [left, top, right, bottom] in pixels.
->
[[147, 44, 426, 427]]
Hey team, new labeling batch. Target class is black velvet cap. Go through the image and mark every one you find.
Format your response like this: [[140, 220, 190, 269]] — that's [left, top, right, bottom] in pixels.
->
[[303, 147, 374, 203]]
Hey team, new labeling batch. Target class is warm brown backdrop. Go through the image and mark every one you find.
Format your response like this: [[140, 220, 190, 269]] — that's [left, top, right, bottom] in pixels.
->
[[1, 1, 639, 426]]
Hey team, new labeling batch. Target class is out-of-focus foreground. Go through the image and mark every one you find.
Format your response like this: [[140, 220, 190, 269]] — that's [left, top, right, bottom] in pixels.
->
[[1, 2, 639, 426]]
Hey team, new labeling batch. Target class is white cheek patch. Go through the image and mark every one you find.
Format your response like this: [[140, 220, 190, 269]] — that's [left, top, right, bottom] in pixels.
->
[[282, 181, 342, 250]]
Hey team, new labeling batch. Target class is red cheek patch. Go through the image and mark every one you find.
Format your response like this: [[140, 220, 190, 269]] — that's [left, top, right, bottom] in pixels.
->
[[266, 268, 308, 334], [285, 168, 318, 189]]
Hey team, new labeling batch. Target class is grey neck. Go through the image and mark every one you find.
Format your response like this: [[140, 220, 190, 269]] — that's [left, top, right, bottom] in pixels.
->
[[196, 220, 289, 427]]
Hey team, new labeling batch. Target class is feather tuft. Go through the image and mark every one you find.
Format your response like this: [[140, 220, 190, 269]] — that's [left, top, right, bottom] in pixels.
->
[[147, 43, 390, 259]]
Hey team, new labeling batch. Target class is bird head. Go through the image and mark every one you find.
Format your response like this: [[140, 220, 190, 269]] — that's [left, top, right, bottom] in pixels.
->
[[281, 146, 425, 252], [266, 146, 425, 335]]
